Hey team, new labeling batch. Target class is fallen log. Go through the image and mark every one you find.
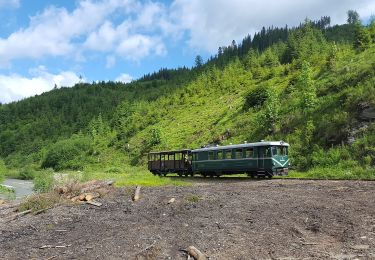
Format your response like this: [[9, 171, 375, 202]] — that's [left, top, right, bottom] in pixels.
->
[[185, 246, 207, 260], [133, 186, 141, 202]]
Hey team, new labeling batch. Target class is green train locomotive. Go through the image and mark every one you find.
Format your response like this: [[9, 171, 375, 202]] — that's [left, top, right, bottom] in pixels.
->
[[148, 141, 289, 178]]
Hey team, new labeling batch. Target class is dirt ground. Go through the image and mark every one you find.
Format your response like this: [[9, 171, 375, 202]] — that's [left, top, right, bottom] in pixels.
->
[[0, 178, 374, 260]]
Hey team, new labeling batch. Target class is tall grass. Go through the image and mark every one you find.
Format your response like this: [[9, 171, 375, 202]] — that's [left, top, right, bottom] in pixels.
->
[[287, 167, 375, 180]]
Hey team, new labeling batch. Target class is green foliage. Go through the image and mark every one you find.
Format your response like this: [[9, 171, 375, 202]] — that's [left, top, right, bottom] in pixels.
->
[[0, 159, 6, 182], [41, 135, 93, 170], [148, 128, 162, 146], [243, 85, 269, 109], [354, 25, 372, 51], [288, 166, 375, 180], [284, 21, 327, 63], [18, 167, 37, 180], [256, 89, 281, 135], [298, 61, 317, 115], [33, 170, 54, 193], [195, 55, 203, 67], [369, 20, 375, 43], [347, 10, 360, 25]]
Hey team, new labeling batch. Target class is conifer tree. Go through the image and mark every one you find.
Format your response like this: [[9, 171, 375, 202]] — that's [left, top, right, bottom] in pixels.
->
[[347, 10, 360, 25], [354, 25, 372, 51]]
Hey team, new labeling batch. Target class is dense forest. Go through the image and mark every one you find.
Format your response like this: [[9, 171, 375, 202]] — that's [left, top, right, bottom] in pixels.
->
[[1, 11, 375, 180]]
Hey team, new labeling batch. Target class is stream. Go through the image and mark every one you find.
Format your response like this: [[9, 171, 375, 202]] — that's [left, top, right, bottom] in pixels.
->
[[0, 178, 34, 200]]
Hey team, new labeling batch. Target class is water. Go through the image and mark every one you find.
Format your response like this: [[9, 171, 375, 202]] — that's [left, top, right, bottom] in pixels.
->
[[0, 178, 34, 200]]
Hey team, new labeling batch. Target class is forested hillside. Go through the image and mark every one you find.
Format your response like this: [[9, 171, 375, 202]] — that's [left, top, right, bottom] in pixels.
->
[[1, 13, 374, 180]]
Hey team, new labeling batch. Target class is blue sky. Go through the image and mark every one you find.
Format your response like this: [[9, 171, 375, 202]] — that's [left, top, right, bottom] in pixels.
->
[[0, 0, 374, 103]]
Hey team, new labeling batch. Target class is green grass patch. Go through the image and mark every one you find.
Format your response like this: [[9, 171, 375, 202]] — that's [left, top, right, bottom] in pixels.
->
[[82, 165, 189, 187], [282, 167, 375, 180]]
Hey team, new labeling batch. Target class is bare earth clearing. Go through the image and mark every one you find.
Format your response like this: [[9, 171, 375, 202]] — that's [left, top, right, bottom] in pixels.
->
[[0, 179, 374, 259]]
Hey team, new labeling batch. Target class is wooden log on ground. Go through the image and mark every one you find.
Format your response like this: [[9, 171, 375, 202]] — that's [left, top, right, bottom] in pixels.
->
[[186, 246, 207, 260], [133, 186, 141, 201]]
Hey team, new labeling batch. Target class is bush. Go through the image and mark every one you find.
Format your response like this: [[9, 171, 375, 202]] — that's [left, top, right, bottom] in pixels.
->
[[42, 136, 93, 170], [33, 170, 54, 193], [243, 85, 269, 110], [18, 166, 37, 180], [19, 193, 61, 213]]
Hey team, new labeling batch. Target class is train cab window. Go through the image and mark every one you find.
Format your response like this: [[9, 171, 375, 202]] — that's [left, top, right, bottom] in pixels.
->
[[235, 149, 243, 159], [161, 154, 165, 161], [208, 151, 214, 160], [217, 150, 223, 160], [245, 148, 254, 158], [224, 149, 232, 159], [271, 146, 288, 156]]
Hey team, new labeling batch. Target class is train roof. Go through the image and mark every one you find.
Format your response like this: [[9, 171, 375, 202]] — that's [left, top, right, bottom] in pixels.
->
[[149, 149, 191, 154], [192, 141, 289, 152]]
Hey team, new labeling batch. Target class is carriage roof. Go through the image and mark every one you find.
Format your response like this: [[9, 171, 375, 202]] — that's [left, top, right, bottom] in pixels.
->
[[192, 141, 289, 152]]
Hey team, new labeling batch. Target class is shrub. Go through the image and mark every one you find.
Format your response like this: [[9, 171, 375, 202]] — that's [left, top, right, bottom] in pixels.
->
[[19, 166, 37, 180], [243, 85, 269, 110], [33, 170, 54, 193], [42, 136, 93, 170], [19, 193, 61, 213]]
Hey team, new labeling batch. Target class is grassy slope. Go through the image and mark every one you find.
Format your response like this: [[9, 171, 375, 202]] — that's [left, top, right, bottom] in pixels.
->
[[123, 45, 375, 179]]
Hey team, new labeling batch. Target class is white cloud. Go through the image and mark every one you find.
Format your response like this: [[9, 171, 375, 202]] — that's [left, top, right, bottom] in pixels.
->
[[0, 0, 137, 66], [170, 0, 375, 52], [0, 0, 19, 9], [116, 35, 166, 61], [115, 73, 132, 83], [0, 0, 172, 66], [0, 67, 81, 104]]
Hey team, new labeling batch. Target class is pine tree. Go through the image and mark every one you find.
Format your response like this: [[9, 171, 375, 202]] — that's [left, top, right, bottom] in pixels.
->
[[347, 10, 360, 25], [298, 61, 316, 115], [195, 55, 203, 67], [354, 25, 372, 51]]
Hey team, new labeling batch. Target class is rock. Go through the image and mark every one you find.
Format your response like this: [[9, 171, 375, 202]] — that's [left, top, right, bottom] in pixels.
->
[[351, 245, 369, 250], [0, 199, 6, 205], [360, 107, 375, 120], [168, 198, 175, 204]]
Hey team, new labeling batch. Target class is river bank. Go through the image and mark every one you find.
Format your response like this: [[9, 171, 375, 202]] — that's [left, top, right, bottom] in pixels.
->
[[0, 178, 34, 200]]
